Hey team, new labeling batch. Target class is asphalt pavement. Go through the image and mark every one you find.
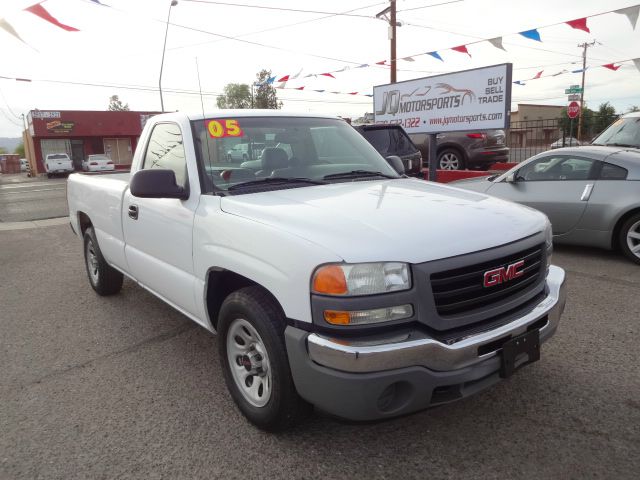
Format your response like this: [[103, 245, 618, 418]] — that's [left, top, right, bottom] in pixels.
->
[[0, 174, 69, 223], [1, 221, 638, 480]]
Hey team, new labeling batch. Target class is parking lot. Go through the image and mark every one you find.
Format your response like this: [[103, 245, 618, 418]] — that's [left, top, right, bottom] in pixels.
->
[[1, 209, 638, 479]]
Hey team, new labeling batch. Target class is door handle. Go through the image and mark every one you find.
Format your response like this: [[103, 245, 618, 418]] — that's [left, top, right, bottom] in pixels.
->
[[580, 183, 594, 201], [128, 205, 138, 220]]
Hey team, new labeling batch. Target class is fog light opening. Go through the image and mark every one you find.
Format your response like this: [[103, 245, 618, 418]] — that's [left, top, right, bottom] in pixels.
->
[[376, 381, 413, 413]]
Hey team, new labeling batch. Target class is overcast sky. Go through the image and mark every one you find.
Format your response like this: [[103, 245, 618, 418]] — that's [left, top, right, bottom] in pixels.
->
[[0, 0, 638, 137]]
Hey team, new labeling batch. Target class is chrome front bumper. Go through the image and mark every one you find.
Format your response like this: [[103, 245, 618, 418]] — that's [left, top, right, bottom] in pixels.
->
[[307, 265, 566, 373]]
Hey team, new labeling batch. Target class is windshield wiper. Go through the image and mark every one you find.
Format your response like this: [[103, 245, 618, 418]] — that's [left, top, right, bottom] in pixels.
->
[[323, 170, 398, 180], [227, 177, 327, 192]]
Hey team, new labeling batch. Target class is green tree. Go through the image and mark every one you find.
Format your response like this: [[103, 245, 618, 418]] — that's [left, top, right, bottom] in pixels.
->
[[108, 95, 129, 111], [592, 102, 617, 135], [14, 141, 25, 157], [216, 83, 251, 109], [254, 69, 282, 109], [627, 105, 640, 113], [0, 147, 7, 154]]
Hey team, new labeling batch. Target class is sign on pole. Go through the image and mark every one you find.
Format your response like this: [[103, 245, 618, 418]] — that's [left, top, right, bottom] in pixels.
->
[[567, 101, 580, 119], [565, 86, 583, 94], [567, 94, 581, 101], [373, 63, 512, 133]]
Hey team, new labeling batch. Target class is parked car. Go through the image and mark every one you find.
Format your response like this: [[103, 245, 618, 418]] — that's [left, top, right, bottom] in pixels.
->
[[453, 145, 640, 263], [227, 142, 264, 162], [591, 111, 640, 149], [82, 154, 115, 172], [550, 137, 582, 149], [67, 111, 566, 431], [44, 153, 74, 177], [20, 158, 27, 172], [409, 130, 509, 170], [353, 124, 422, 176]]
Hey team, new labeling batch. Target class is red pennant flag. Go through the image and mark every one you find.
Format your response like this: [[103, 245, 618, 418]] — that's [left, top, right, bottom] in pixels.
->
[[277, 75, 290, 82], [532, 70, 543, 79], [602, 63, 620, 71], [566, 18, 590, 33], [24, 4, 79, 31], [320, 73, 335, 78], [452, 45, 471, 57], [295, 86, 305, 90], [348, 92, 358, 95], [376, 60, 387, 65]]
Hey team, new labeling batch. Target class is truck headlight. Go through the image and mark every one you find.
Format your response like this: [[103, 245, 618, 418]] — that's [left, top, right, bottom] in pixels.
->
[[544, 221, 553, 269], [312, 262, 411, 296]]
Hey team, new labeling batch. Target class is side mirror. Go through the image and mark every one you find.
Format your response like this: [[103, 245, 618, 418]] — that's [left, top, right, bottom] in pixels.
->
[[130, 169, 188, 199], [505, 172, 517, 183], [385, 155, 405, 175]]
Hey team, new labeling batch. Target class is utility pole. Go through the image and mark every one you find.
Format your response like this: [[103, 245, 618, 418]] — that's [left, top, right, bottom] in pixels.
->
[[390, 0, 397, 83], [376, 0, 399, 84], [576, 40, 596, 141]]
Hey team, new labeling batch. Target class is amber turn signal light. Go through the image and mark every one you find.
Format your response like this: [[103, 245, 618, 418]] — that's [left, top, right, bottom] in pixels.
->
[[312, 265, 348, 295]]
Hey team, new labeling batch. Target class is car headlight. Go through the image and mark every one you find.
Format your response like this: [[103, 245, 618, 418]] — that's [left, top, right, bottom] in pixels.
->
[[544, 220, 553, 269], [311, 262, 411, 296]]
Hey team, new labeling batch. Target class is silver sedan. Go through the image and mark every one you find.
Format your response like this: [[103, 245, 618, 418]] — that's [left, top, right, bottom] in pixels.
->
[[453, 145, 640, 264]]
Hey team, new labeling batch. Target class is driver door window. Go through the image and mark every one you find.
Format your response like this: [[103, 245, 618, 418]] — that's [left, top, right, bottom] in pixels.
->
[[516, 156, 596, 182], [143, 123, 187, 187]]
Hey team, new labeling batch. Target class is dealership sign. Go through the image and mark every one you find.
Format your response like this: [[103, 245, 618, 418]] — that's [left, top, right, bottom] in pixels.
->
[[373, 63, 512, 133], [46, 120, 75, 134]]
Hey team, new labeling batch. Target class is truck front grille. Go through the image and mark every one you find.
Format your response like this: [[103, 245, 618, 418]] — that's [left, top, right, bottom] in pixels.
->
[[430, 244, 544, 317]]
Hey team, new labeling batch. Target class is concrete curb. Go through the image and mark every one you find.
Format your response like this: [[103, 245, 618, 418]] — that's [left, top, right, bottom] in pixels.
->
[[0, 217, 68, 232]]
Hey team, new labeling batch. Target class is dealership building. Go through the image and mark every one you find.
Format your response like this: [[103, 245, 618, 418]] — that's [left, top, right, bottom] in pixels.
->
[[23, 110, 160, 174]]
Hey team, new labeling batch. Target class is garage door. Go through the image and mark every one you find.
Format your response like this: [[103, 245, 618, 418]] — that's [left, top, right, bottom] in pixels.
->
[[40, 139, 72, 161]]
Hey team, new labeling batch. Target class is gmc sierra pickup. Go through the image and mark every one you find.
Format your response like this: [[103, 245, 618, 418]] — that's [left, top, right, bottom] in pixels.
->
[[67, 111, 566, 431]]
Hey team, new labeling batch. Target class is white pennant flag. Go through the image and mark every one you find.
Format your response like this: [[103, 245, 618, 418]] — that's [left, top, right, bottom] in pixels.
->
[[0, 18, 27, 45], [633, 58, 640, 73], [488, 37, 506, 51], [616, 6, 639, 29], [402, 56, 415, 62], [290, 68, 303, 80]]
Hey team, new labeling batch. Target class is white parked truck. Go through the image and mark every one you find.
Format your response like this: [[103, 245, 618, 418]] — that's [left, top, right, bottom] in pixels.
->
[[67, 111, 566, 431], [45, 153, 74, 177]]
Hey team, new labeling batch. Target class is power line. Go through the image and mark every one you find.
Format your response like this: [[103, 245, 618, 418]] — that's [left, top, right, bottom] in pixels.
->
[[397, 0, 463, 12], [180, 0, 378, 18]]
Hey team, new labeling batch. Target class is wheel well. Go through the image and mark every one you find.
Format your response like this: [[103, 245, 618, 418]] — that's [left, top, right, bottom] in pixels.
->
[[78, 211, 92, 236], [205, 269, 283, 330], [611, 207, 640, 249]]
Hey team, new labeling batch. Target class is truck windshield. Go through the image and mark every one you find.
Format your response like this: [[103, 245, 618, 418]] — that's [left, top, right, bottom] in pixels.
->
[[191, 117, 399, 193]]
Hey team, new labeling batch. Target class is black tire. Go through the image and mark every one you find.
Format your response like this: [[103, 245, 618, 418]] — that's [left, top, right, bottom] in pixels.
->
[[437, 148, 465, 170], [619, 213, 640, 265], [83, 226, 123, 295], [218, 286, 312, 431]]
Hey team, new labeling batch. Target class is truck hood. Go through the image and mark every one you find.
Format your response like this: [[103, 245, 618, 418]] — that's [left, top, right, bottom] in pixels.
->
[[220, 179, 547, 264]]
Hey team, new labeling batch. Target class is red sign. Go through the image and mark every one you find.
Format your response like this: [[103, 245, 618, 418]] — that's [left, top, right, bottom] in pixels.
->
[[567, 101, 580, 119]]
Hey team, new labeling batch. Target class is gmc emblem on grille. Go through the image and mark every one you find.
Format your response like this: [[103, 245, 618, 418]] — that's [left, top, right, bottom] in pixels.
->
[[483, 260, 525, 287]]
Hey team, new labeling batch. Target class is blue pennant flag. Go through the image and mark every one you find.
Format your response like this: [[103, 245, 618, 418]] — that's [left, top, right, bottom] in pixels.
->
[[266, 76, 276, 84], [513, 80, 526, 85], [364, 94, 374, 97], [426, 51, 443, 61], [519, 29, 541, 42], [314, 89, 325, 92], [571, 67, 588, 73]]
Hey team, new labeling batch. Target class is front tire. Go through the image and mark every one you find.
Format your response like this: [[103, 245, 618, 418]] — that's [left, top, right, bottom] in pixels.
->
[[437, 149, 464, 170], [218, 286, 312, 431], [619, 213, 640, 264], [83, 227, 123, 295]]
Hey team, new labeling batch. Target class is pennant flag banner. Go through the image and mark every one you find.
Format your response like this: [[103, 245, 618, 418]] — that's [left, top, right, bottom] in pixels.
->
[[402, 56, 415, 62], [0, 18, 27, 44], [488, 37, 506, 51], [356, 64, 369, 68], [320, 73, 335, 78], [551, 69, 568, 76], [615, 6, 639, 29], [519, 29, 541, 42], [531, 70, 543, 79], [633, 58, 640, 72], [566, 18, 590, 33], [277, 75, 289, 82], [571, 67, 588, 73], [602, 63, 620, 71], [451, 45, 471, 57], [426, 51, 443, 61], [513, 81, 526, 85], [375, 60, 387, 65], [25, 3, 79, 31]]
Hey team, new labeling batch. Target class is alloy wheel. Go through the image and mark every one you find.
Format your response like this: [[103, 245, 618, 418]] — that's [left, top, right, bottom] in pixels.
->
[[85, 239, 99, 284], [626, 220, 640, 260], [439, 152, 461, 170]]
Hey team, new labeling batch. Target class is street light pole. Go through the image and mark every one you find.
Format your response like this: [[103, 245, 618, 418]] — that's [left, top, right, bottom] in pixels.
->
[[159, 0, 178, 113]]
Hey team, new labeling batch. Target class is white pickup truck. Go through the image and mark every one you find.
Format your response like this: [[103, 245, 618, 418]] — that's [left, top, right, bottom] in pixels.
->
[[67, 111, 566, 431]]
